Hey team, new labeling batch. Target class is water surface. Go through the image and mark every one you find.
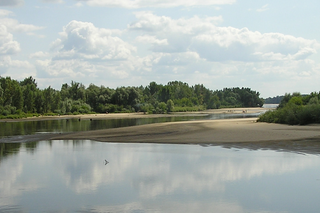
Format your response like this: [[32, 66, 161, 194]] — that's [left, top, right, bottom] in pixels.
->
[[1, 140, 320, 213], [0, 112, 261, 139]]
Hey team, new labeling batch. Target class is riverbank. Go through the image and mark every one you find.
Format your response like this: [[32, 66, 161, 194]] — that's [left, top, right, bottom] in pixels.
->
[[51, 117, 320, 144], [0, 107, 267, 122], [4, 107, 320, 145]]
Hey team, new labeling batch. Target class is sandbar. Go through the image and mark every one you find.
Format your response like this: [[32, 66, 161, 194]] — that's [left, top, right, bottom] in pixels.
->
[[2, 107, 320, 154], [51, 118, 320, 144]]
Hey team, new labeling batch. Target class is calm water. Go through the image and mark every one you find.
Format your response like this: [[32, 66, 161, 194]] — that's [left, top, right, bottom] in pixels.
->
[[0, 113, 262, 139], [0, 116, 207, 138], [1, 140, 320, 213]]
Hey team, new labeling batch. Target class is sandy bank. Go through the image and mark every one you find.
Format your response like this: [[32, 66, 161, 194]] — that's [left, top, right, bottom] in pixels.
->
[[51, 118, 320, 144], [0, 107, 268, 122]]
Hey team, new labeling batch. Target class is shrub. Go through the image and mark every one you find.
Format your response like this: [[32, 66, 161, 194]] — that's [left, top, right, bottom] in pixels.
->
[[258, 102, 320, 125]]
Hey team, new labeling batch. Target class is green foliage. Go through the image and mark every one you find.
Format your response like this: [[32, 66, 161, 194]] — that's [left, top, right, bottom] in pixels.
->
[[0, 76, 264, 118], [167, 99, 174, 113], [258, 92, 320, 125], [308, 96, 319, 105], [288, 96, 303, 106], [172, 105, 205, 112]]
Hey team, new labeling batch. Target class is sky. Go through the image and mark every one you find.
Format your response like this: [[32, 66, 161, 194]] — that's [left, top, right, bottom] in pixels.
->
[[0, 0, 319, 98]]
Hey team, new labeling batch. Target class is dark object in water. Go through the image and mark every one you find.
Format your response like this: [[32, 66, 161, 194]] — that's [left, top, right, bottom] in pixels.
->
[[105, 160, 109, 165]]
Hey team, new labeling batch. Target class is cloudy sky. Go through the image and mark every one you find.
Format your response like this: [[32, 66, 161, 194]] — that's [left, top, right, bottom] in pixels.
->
[[0, 0, 319, 98]]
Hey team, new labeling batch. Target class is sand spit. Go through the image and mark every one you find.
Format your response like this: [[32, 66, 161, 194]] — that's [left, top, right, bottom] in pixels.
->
[[51, 118, 320, 144], [1, 108, 320, 155]]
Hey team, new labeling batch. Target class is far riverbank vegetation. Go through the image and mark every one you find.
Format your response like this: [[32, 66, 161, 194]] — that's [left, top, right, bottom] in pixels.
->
[[258, 92, 320, 125], [0, 76, 264, 119]]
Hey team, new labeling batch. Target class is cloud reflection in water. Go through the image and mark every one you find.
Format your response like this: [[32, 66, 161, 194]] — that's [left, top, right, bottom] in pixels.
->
[[0, 140, 320, 212]]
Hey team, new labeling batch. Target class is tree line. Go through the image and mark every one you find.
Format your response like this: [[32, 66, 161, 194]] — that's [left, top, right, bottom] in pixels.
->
[[258, 92, 320, 125], [0, 76, 264, 118], [264, 96, 284, 104]]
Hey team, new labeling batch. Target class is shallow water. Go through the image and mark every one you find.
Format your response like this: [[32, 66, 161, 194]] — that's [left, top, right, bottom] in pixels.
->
[[1, 140, 320, 213], [0, 116, 207, 138], [0, 113, 261, 139]]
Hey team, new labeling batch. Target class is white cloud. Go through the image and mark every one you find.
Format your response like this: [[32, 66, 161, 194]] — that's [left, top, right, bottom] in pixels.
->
[[129, 12, 223, 34], [257, 4, 269, 12], [0, 0, 23, 7], [74, 2, 83, 7], [52, 20, 135, 61], [0, 10, 44, 35], [290, 47, 317, 60], [136, 35, 168, 46], [32, 14, 320, 97], [41, 0, 64, 3], [155, 51, 201, 66], [0, 22, 37, 78], [0, 18, 44, 33], [0, 55, 35, 78], [0, 9, 13, 17], [36, 59, 95, 78], [129, 12, 319, 62], [81, 0, 236, 8], [35, 20, 144, 85], [0, 25, 20, 55], [29, 51, 50, 59]]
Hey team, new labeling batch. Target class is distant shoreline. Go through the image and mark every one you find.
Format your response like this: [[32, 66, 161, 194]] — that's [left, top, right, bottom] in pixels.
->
[[0, 107, 268, 122]]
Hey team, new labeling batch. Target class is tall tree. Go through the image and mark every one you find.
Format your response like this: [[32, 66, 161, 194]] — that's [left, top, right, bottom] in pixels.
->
[[0, 83, 3, 106], [12, 81, 23, 110], [23, 84, 35, 112], [34, 89, 44, 113], [43, 86, 54, 113]]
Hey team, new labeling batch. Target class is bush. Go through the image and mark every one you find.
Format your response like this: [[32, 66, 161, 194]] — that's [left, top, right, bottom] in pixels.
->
[[298, 104, 320, 125], [258, 102, 320, 125]]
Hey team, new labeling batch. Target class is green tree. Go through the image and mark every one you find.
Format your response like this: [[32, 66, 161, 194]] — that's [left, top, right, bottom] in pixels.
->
[[23, 84, 35, 112], [148, 82, 160, 97], [20, 77, 37, 113], [288, 96, 303, 106], [308, 96, 319, 105], [158, 86, 171, 103], [0, 83, 3, 106], [52, 91, 61, 113], [112, 87, 129, 106], [167, 99, 174, 112], [43, 86, 54, 113], [12, 81, 23, 111], [128, 87, 140, 107], [157, 102, 167, 114], [70, 81, 86, 101], [34, 90, 44, 113], [60, 83, 70, 101], [86, 84, 99, 112], [207, 95, 220, 109], [0, 77, 13, 106], [20, 76, 37, 88]]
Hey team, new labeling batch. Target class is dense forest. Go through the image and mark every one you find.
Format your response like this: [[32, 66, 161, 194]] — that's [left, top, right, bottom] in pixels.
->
[[0, 76, 264, 119], [258, 92, 320, 125]]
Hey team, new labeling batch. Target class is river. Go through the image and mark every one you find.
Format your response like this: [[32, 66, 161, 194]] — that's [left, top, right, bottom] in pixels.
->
[[2, 108, 320, 212], [1, 140, 320, 213]]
